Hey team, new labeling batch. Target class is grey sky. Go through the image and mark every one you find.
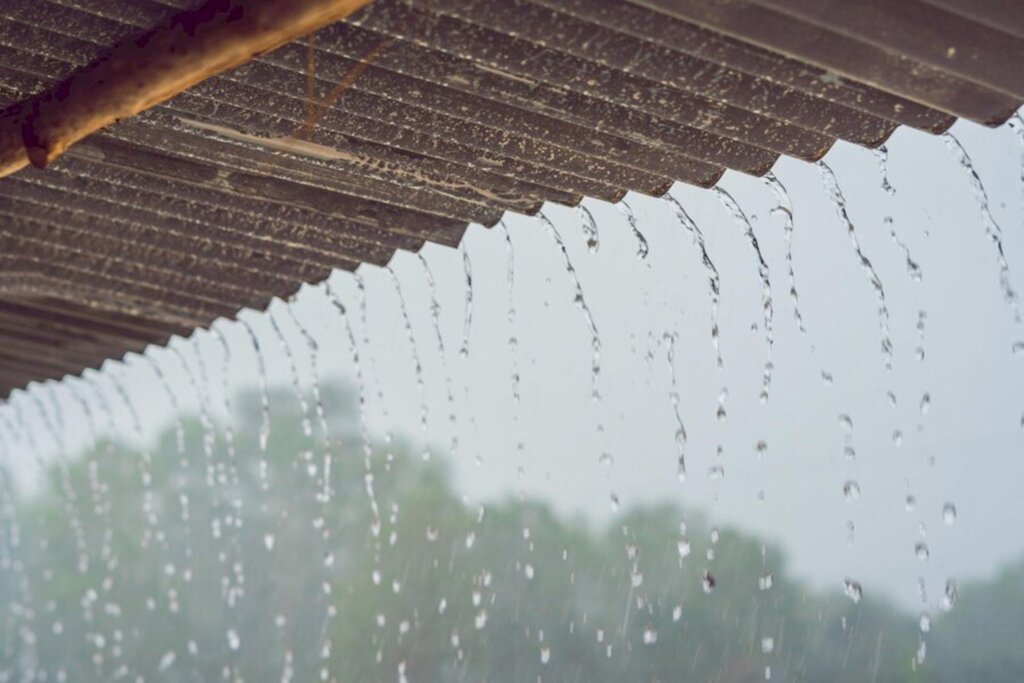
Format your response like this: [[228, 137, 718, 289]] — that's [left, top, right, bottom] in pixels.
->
[[3, 113, 1023, 613]]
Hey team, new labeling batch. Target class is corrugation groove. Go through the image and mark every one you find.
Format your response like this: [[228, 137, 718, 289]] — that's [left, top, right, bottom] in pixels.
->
[[0, 0, 1020, 395]]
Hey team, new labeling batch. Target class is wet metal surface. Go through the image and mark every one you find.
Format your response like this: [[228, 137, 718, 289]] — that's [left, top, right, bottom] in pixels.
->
[[0, 0, 1021, 395]]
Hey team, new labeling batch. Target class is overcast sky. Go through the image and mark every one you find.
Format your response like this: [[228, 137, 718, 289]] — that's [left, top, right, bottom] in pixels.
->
[[3, 112, 1023, 613]]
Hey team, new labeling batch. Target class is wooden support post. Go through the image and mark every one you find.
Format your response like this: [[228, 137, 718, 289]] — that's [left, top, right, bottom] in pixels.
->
[[0, 0, 375, 178]]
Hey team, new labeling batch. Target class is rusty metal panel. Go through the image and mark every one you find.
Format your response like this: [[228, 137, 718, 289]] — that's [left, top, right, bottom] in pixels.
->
[[0, 0, 1021, 395]]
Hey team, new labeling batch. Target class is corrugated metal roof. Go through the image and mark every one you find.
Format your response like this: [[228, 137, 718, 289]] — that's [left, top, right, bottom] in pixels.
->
[[0, 0, 1021, 396]]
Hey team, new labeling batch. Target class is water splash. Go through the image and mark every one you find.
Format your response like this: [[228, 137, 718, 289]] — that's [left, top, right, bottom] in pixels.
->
[[618, 200, 650, 260], [763, 172, 806, 335], [819, 161, 894, 370], [714, 186, 774, 402], [387, 266, 432, 462], [663, 191, 722, 369], [942, 133, 1021, 326], [418, 254, 460, 460]]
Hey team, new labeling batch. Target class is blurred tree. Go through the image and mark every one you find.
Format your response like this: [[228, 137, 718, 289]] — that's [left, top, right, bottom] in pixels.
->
[[0, 381, 1008, 681]]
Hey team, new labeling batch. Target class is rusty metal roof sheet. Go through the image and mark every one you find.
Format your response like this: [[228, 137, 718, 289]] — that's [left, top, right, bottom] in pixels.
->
[[0, 0, 1021, 395]]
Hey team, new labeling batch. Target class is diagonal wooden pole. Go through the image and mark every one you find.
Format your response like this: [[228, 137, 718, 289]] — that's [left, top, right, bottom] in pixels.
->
[[0, 0, 375, 178]]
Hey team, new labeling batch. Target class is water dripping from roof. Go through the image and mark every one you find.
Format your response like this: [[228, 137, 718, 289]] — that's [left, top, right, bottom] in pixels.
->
[[764, 172, 806, 336], [942, 133, 1021, 330], [714, 186, 774, 403], [663, 191, 722, 370], [578, 203, 600, 254], [819, 161, 894, 371], [387, 266, 431, 462], [617, 200, 650, 261], [418, 254, 459, 462]]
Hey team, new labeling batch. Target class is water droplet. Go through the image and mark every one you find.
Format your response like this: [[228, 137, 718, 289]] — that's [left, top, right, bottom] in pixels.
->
[[475, 610, 488, 629], [465, 532, 476, 549], [821, 371, 834, 385], [672, 605, 682, 622], [701, 570, 716, 593], [919, 612, 931, 633], [525, 564, 535, 580], [677, 539, 691, 559], [920, 393, 931, 416], [1013, 341, 1024, 356], [708, 465, 725, 480], [758, 573, 774, 591], [540, 645, 551, 664], [226, 629, 240, 651], [915, 542, 930, 561], [892, 430, 904, 447], [838, 414, 854, 432], [940, 579, 958, 611], [755, 440, 768, 457], [610, 493, 620, 512], [905, 495, 917, 512], [158, 651, 176, 672], [943, 503, 957, 526], [643, 626, 658, 644], [761, 637, 775, 654], [263, 534, 275, 551], [843, 481, 861, 501], [426, 526, 439, 542], [843, 579, 863, 603], [598, 452, 615, 466]]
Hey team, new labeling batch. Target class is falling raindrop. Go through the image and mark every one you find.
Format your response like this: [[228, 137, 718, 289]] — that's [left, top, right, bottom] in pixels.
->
[[920, 393, 931, 416], [940, 579, 959, 611], [843, 481, 861, 501], [819, 161, 894, 370], [915, 542, 930, 561], [843, 579, 863, 604], [540, 645, 551, 664], [642, 626, 658, 644], [761, 637, 775, 654], [943, 503, 957, 526], [701, 570, 716, 593]]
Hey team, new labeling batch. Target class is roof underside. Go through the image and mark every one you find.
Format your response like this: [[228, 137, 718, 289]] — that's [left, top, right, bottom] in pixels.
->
[[0, 0, 1021, 396]]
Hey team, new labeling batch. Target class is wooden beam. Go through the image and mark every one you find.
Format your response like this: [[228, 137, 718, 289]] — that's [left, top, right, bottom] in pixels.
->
[[0, 0, 374, 178]]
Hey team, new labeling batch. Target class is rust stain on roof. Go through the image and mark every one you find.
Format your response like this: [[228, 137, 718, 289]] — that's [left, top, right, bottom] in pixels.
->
[[0, 0, 1021, 396]]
